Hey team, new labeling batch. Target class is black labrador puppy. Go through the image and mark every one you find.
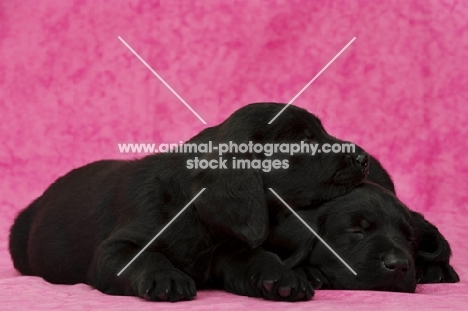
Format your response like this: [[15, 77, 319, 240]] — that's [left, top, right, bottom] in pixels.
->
[[208, 157, 456, 300], [263, 182, 459, 293], [9, 103, 369, 302]]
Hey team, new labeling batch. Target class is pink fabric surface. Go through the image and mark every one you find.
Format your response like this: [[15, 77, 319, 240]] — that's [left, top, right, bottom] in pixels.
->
[[1, 0, 467, 310]]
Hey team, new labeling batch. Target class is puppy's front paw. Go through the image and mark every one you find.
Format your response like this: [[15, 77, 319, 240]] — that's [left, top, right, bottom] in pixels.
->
[[250, 268, 314, 301], [135, 268, 196, 302], [293, 266, 329, 289], [417, 263, 460, 284]]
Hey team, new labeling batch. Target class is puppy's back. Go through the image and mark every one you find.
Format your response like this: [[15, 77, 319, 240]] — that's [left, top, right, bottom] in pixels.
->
[[8, 159, 130, 283], [9, 200, 39, 275]]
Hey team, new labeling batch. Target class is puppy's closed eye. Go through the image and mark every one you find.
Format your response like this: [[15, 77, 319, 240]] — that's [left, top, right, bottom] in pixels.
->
[[345, 219, 370, 240], [346, 229, 365, 240]]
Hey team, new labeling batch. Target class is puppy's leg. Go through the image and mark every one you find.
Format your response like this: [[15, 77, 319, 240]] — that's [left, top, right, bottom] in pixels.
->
[[293, 266, 329, 289], [411, 211, 460, 284], [212, 243, 313, 301], [416, 263, 460, 284], [87, 230, 196, 302]]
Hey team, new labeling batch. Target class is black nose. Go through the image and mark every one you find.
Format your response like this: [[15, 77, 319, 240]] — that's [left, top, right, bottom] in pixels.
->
[[355, 153, 369, 168], [383, 254, 409, 275]]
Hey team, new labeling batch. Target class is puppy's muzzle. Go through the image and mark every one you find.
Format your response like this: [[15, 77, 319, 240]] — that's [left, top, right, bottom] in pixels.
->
[[354, 153, 369, 173], [382, 253, 409, 278]]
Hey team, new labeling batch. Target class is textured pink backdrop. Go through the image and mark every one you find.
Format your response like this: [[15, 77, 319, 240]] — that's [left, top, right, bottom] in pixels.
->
[[1, 0, 467, 309]]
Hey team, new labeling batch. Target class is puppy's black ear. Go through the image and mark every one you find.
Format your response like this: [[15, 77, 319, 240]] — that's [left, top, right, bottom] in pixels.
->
[[411, 211, 459, 283], [191, 154, 268, 248], [266, 213, 315, 269], [411, 211, 450, 262], [366, 155, 395, 194]]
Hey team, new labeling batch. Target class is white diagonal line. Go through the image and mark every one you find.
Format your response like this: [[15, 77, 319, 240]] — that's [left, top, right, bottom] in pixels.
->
[[268, 37, 356, 124], [118, 36, 207, 125], [268, 188, 357, 276], [117, 188, 206, 276]]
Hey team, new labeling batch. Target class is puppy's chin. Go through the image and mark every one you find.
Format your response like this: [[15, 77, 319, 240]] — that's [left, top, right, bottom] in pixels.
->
[[324, 278, 417, 293], [332, 166, 369, 186], [314, 170, 367, 202], [321, 267, 417, 293], [370, 282, 417, 293]]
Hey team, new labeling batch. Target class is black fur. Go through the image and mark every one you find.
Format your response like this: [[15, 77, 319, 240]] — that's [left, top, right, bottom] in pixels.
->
[[264, 182, 459, 293], [9, 103, 369, 302]]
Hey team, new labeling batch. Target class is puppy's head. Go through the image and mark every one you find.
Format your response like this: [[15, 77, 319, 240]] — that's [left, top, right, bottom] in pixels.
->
[[251, 103, 370, 206], [190, 103, 369, 247], [267, 183, 459, 292]]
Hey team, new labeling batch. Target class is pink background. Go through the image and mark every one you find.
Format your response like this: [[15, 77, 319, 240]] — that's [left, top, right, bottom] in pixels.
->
[[1, 0, 467, 309]]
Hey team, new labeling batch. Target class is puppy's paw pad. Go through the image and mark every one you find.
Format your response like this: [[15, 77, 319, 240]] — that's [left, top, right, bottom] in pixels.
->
[[262, 280, 275, 292], [253, 269, 314, 301], [137, 269, 196, 302], [156, 290, 169, 301], [278, 286, 292, 297]]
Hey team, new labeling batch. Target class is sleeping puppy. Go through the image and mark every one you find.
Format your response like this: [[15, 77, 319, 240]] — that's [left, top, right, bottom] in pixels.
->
[[9, 103, 369, 302], [263, 182, 459, 293], [363, 156, 458, 285]]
